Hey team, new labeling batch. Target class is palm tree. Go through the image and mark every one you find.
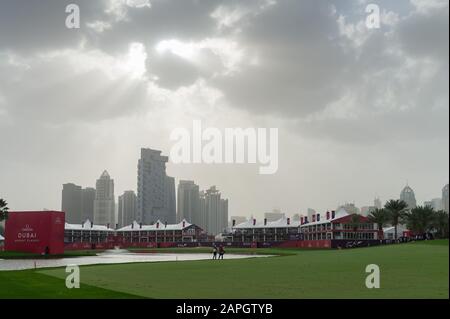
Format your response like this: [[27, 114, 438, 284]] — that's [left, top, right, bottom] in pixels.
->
[[405, 206, 434, 237], [0, 198, 8, 222], [432, 210, 449, 239], [384, 199, 408, 241], [368, 208, 389, 239], [349, 214, 361, 241]]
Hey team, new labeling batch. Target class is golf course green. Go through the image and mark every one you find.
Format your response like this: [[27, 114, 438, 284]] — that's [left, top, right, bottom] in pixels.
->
[[0, 240, 448, 299]]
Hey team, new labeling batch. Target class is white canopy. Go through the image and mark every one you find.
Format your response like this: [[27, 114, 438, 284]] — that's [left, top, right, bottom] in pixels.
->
[[233, 216, 301, 229], [117, 219, 192, 232], [65, 219, 115, 231], [233, 207, 350, 229]]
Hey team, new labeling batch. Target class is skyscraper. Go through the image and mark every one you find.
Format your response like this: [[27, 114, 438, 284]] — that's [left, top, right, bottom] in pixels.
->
[[400, 185, 416, 210], [199, 190, 207, 230], [61, 183, 82, 223], [93, 170, 115, 226], [118, 191, 137, 227], [221, 198, 229, 232], [374, 197, 382, 209], [165, 176, 176, 224], [442, 184, 449, 213], [81, 187, 95, 222], [177, 180, 200, 224], [204, 186, 228, 235], [137, 148, 176, 224]]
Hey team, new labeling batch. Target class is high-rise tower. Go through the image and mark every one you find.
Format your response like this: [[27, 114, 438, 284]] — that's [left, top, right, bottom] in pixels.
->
[[137, 148, 176, 224], [93, 170, 115, 226]]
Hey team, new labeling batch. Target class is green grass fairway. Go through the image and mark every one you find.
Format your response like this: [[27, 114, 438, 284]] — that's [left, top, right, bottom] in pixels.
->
[[1, 240, 448, 299], [0, 270, 142, 298]]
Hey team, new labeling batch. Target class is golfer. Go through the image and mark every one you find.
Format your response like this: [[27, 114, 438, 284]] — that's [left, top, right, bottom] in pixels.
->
[[218, 245, 225, 260]]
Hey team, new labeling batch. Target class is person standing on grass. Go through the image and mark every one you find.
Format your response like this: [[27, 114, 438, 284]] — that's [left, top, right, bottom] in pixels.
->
[[212, 245, 218, 260], [218, 245, 225, 260]]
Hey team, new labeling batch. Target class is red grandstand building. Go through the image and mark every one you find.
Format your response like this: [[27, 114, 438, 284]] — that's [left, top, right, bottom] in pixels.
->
[[116, 219, 208, 248], [64, 219, 116, 250], [231, 208, 378, 248]]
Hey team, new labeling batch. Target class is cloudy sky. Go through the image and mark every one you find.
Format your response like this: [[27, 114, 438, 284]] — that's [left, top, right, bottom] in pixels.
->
[[0, 0, 448, 218]]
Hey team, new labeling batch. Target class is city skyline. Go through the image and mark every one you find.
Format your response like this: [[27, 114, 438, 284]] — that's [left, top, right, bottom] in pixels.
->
[[0, 0, 448, 219], [58, 146, 448, 225]]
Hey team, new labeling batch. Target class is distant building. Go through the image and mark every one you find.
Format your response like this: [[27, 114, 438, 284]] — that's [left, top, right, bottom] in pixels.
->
[[338, 203, 360, 215], [199, 191, 207, 231], [432, 198, 442, 210], [200, 186, 228, 235], [62, 183, 82, 224], [374, 197, 382, 209], [118, 191, 137, 228], [137, 148, 176, 224], [62, 184, 95, 224], [400, 185, 417, 210], [177, 180, 200, 225], [424, 198, 442, 211], [265, 209, 285, 222], [81, 187, 95, 222], [165, 176, 176, 224], [442, 184, 449, 213], [360, 206, 376, 216], [307, 208, 316, 221], [93, 170, 115, 226]]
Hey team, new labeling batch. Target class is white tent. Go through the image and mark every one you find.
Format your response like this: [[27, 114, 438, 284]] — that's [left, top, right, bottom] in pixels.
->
[[0, 234, 4, 241], [383, 225, 408, 239]]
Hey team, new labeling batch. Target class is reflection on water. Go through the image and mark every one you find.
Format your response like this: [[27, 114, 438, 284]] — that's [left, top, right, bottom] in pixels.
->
[[0, 252, 271, 271]]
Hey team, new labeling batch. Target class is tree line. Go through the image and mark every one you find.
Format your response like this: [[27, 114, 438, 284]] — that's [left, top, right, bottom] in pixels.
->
[[0, 198, 8, 235], [368, 199, 449, 240]]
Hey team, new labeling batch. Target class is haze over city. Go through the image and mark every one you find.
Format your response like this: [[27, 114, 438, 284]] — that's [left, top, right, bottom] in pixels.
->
[[0, 0, 448, 219]]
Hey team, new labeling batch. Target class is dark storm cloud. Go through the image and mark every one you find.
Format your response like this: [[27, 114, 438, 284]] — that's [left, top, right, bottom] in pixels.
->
[[211, 0, 351, 117], [0, 0, 447, 138], [210, 0, 448, 121]]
